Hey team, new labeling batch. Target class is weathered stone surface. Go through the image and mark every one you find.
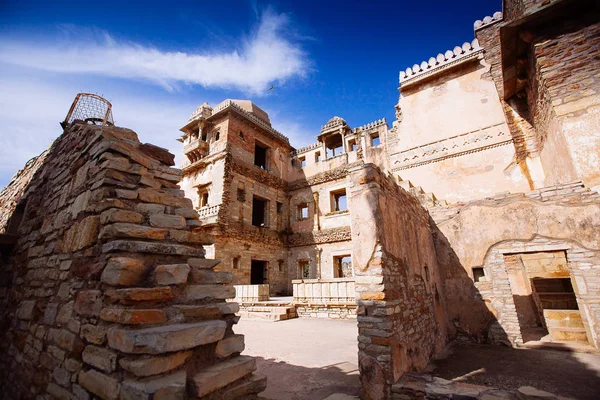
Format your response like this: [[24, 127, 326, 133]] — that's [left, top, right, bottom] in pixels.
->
[[55, 329, 84, 354], [105, 287, 173, 305], [17, 300, 36, 320], [99, 223, 168, 241], [102, 240, 204, 256], [119, 351, 192, 377], [191, 356, 256, 397], [171, 305, 221, 320], [187, 258, 220, 269], [47, 382, 73, 400], [82, 345, 117, 373], [221, 374, 267, 400], [101, 257, 147, 287], [190, 270, 232, 284], [215, 334, 245, 358], [149, 213, 186, 229], [183, 285, 236, 301], [74, 290, 103, 317], [107, 321, 226, 354], [516, 386, 558, 400], [139, 143, 176, 166], [43, 302, 59, 325], [100, 208, 144, 225], [155, 264, 190, 285], [100, 308, 167, 325], [81, 324, 107, 345], [121, 370, 186, 400], [56, 301, 74, 325], [138, 188, 184, 207], [79, 369, 120, 400], [61, 216, 100, 252]]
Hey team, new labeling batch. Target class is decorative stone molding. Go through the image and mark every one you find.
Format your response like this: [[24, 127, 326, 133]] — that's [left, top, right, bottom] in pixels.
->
[[391, 122, 511, 171], [230, 158, 288, 191], [288, 161, 363, 191], [198, 204, 220, 219], [321, 116, 347, 134], [287, 226, 352, 247], [399, 39, 483, 88], [474, 11, 503, 31], [290, 142, 321, 157], [353, 118, 387, 133]]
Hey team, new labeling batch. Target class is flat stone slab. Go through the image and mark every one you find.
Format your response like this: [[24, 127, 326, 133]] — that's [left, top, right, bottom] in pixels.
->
[[107, 321, 226, 354], [192, 355, 256, 397]]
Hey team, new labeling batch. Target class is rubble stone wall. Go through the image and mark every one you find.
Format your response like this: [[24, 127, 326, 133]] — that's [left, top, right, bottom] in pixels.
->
[[0, 123, 264, 399], [348, 164, 447, 400]]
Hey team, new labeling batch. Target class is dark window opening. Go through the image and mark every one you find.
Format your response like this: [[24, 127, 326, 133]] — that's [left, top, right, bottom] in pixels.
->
[[215, 131, 220, 141], [532, 278, 578, 310], [201, 129, 207, 142], [251, 260, 267, 284], [325, 133, 343, 158], [237, 188, 246, 202], [424, 265, 430, 282], [348, 139, 357, 151], [239, 131, 245, 140], [298, 261, 310, 279], [276, 202, 283, 214], [315, 152, 321, 162], [232, 256, 240, 270], [252, 196, 268, 227], [334, 255, 352, 278], [6, 201, 26, 235], [278, 259, 284, 272], [371, 132, 380, 147], [473, 267, 485, 282], [332, 189, 347, 212], [254, 142, 268, 169]]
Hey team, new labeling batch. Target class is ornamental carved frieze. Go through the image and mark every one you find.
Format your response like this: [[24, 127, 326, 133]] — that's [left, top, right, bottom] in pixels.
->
[[287, 226, 352, 247], [288, 161, 363, 191], [230, 158, 287, 190]]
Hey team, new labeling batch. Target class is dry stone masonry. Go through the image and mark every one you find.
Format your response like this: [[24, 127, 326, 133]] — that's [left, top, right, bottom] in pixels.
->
[[0, 122, 264, 399]]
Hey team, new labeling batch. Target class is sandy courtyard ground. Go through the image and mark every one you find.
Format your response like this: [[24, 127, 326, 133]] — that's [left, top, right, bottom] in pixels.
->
[[235, 318, 361, 400]]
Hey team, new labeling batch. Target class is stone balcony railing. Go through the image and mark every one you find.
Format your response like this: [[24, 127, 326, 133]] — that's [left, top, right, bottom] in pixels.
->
[[292, 278, 356, 304], [231, 284, 270, 302], [197, 204, 220, 220]]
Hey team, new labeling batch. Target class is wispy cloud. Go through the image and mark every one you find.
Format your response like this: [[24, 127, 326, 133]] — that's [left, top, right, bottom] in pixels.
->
[[0, 10, 308, 94]]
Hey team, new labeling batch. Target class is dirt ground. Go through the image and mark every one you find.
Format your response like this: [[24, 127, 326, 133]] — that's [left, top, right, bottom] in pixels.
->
[[235, 317, 361, 400], [427, 342, 600, 400]]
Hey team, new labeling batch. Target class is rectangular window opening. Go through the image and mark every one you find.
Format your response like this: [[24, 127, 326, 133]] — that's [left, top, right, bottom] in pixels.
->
[[297, 203, 309, 220], [299, 156, 306, 168], [473, 267, 485, 283], [315, 151, 321, 162], [237, 187, 246, 202], [298, 260, 310, 279], [334, 255, 352, 278], [252, 196, 268, 227], [278, 260, 284, 272], [232, 256, 240, 270], [348, 139, 357, 152], [331, 189, 347, 212], [254, 142, 268, 169], [276, 202, 283, 214], [371, 133, 380, 147]]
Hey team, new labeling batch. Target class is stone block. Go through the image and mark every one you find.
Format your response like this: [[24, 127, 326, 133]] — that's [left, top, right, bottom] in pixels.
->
[[190, 270, 232, 284], [188, 258, 220, 269], [155, 264, 190, 285], [102, 240, 204, 257], [182, 285, 236, 301], [516, 386, 559, 399], [121, 370, 186, 400], [119, 351, 192, 377], [99, 223, 168, 241], [17, 300, 36, 320], [107, 321, 226, 354], [82, 345, 117, 373], [100, 208, 144, 225], [81, 324, 107, 345], [55, 329, 84, 355], [72, 384, 90, 400], [101, 257, 147, 287], [221, 374, 267, 400], [149, 213, 186, 229], [138, 188, 183, 207], [100, 308, 167, 325], [56, 301, 74, 325], [105, 287, 173, 305], [191, 356, 256, 397], [53, 366, 72, 386], [61, 216, 100, 252], [215, 334, 245, 358], [170, 305, 221, 320], [74, 290, 103, 317], [78, 369, 120, 400], [47, 382, 72, 400], [43, 302, 59, 325]]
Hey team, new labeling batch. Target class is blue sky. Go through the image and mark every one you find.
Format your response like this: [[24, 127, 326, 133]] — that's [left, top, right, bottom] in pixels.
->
[[0, 0, 501, 187]]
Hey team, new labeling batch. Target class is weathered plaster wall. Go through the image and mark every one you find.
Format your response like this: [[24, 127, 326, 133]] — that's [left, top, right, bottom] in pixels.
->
[[348, 164, 447, 400], [431, 182, 600, 346], [0, 123, 264, 399]]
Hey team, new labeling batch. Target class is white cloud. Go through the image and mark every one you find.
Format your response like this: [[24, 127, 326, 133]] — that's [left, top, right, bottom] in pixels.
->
[[0, 10, 308, 94]]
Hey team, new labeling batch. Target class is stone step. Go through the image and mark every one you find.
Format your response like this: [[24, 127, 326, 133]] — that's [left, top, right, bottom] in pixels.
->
[[239, 311, 291, 321], [191, 355, 256, 398], [548, 327, 589, 342]]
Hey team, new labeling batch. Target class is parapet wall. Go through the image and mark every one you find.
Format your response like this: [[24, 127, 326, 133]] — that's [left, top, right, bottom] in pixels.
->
[[0, 123, 264, 399]]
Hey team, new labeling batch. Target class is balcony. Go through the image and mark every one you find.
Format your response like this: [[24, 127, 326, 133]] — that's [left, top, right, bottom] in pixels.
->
[[184, 138, 208, 163], [198, 204, 220, 220]]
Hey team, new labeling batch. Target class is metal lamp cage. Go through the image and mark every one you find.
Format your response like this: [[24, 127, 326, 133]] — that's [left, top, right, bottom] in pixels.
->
[[61, 93, 114, 128]]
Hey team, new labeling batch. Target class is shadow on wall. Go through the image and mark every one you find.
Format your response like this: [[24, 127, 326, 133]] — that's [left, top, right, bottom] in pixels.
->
[[254, 357, 361, 400], [430, 219, 511, 345]]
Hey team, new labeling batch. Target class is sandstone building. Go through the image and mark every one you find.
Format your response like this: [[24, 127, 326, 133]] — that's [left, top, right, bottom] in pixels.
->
[[0, 1, 599, 400]]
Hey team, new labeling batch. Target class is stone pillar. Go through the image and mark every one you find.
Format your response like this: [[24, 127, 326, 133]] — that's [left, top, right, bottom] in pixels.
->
[[313, 191, 320, 231]]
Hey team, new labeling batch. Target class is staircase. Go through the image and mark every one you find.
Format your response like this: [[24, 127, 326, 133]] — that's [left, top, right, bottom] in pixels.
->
[[544, 309, 589, 342]]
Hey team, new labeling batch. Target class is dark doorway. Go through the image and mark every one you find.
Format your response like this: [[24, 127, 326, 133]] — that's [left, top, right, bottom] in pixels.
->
[[251, 260, 267, 284], [252, 196, 267, 227]]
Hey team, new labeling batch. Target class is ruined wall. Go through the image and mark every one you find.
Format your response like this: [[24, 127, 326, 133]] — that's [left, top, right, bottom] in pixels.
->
[[431, 181, 600, 346], [0, 123, 264, 399], [348, 164, 447, 400]]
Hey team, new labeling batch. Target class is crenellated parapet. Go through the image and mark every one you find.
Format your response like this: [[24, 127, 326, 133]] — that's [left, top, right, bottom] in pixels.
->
[[320, 116, 348, 134], [399, 39, 483, 88], [290, 142, 321, 157], [474, 11, 503, 31], [353, 118, 387, 133]]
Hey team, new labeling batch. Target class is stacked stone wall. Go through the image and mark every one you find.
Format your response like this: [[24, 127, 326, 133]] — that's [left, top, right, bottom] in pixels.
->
[[348, 164, 447, 400], [0, 123, 264, 399]]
